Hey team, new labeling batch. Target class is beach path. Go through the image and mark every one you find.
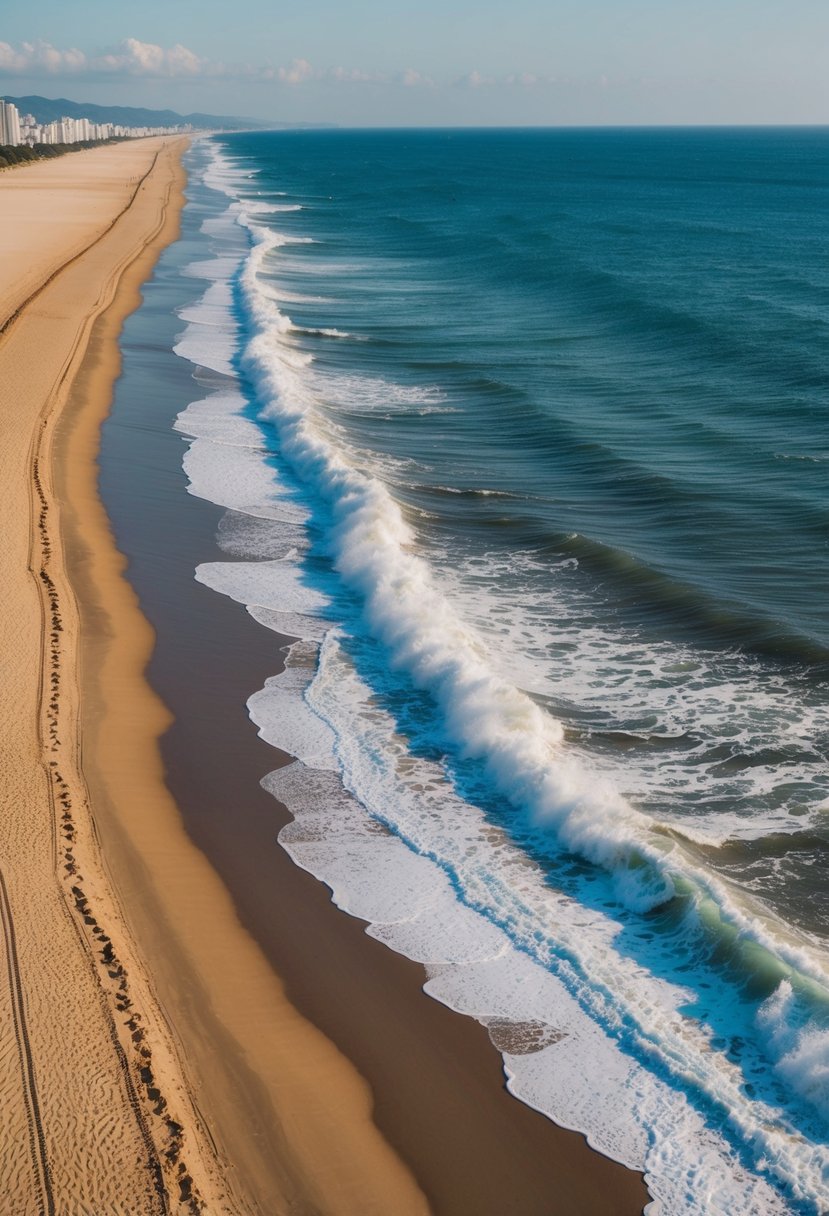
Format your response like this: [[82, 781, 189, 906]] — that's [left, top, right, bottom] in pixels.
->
[[0, 139, 209, 1215]]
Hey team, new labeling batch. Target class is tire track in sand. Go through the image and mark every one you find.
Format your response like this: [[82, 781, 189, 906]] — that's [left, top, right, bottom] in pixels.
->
[[23, 142, 218, 1215], [0, 866, 55, 1216]]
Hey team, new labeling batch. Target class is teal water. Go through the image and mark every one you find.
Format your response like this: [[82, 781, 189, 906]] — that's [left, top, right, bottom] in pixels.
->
[[231, 128, 829, 654], [171, 129, 829, 1215]]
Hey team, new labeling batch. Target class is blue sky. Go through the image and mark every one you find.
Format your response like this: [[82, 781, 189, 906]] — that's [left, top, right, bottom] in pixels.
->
[[1, 0, 827, 125]]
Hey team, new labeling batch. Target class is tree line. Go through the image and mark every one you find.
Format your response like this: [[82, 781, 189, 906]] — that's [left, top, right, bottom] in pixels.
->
[[0, 138, 128, 171]]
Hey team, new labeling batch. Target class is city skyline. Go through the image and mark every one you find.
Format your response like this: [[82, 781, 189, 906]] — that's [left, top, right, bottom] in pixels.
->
[[1, 0, 828, 127], [0, 96, 190, 146]]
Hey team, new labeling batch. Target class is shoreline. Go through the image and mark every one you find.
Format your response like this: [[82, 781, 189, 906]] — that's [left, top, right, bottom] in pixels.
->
[[52, 142, 430, 1215], [79, 141, 650, 1213], [0, 136, 232, 1214], [0, 133, 650, 1212]]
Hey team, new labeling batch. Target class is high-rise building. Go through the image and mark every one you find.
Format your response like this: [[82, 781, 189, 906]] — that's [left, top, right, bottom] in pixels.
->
[[2, 98, 187, 150], [0, 100, 22, 146]]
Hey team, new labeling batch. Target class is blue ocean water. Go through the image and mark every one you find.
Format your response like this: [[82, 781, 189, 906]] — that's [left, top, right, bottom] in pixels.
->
[[172, 129, 829, 1215]]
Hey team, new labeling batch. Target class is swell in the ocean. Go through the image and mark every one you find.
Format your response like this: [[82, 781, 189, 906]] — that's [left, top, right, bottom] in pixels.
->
[[171, 136, 829, 1216]]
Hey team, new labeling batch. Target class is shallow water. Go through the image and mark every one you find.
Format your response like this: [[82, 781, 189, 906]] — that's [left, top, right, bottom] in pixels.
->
[[172, 129, 829, 1215]]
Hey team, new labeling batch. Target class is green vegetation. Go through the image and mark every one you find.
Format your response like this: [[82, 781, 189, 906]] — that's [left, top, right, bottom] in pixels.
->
[[0, 139, 127, 171]]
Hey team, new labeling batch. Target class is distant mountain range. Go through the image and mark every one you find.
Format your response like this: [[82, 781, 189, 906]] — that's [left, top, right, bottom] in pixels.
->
[[0, 94, 265, 131]]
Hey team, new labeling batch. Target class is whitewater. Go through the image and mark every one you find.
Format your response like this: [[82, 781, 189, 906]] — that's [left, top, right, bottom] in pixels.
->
[[171, 134, 829, 1215]]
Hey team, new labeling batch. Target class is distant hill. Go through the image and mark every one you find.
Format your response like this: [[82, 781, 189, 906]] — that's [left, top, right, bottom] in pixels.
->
[[0, 94, 263, 131]]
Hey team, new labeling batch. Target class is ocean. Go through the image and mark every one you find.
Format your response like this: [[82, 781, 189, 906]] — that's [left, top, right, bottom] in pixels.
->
[[118, 128, 829, 1214]]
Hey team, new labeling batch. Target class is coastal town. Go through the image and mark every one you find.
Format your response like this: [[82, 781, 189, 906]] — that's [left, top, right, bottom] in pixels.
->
[[0, 96, 190, 145]]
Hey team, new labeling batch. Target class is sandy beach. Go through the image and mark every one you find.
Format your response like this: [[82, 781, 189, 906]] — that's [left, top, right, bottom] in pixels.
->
[[0, 136, 239, 1214], [0, 136, 649, 1214]]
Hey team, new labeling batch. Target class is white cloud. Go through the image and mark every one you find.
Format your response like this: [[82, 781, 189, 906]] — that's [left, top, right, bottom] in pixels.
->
[[327, 66, 383, 83], [505, 72, 543, 87], [93, 39, 207, 77], [0, 42, 420, 86], [271, 63, 415, 87], [401, 68, 435, 88], [0, 38, 210, 78], [277, 57, 314, 85], [458, 68, 552, 89], [0, 40, 88, 74], [464, 69, 492, 89], [0, 39, 547, 92]]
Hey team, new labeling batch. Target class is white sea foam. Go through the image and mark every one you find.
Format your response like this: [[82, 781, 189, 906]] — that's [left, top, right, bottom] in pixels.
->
[[427, 551, 829, 843], [265, 288, 336, 305], [181, 253, 242, 283], [757, 981, 829, 1122], [310, 371, 447, 413], [176, 279, 234, 329], [174, 323, 237, 378], [234, 206, 829, 941], [169, 141, 829, 1215], [249, 645, 339, 770], [175, 390, 261, 447], [196, 558, 328, 616], [247, 602, 333, 642], [296, 325, 364, 340], [246, 200, 304, 213], [258, 647, 796, 1215], [202, 154, 255, 198]]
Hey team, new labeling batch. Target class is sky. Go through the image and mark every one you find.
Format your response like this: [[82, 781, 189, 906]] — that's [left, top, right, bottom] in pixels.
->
[[1, 0, 828, 126]]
